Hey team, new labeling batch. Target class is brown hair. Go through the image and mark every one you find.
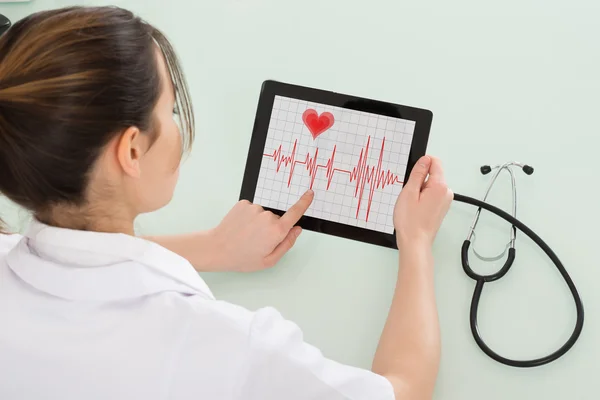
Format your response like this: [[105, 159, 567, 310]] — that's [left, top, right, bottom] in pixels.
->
[[0, 6, 194, 233]]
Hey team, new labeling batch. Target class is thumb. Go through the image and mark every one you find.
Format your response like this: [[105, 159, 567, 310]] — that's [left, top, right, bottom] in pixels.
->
[[405, 156, 432, 192]]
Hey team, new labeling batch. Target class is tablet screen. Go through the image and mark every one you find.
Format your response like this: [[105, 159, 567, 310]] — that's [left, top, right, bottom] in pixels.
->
[[254, 95, 415, 234]]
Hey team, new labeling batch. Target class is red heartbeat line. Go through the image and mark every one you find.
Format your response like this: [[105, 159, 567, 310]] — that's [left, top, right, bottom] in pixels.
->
[[262, 136, 403, 222]]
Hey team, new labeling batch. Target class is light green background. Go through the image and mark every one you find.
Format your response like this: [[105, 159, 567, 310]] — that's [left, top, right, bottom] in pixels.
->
[[1, 0, 598, 398]]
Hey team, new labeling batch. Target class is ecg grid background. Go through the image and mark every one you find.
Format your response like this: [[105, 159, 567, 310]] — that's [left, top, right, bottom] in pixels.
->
[[254, 95, 415, 234]]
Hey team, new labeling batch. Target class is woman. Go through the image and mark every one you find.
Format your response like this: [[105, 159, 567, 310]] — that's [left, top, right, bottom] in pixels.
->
[[0, 6, 452, 400]]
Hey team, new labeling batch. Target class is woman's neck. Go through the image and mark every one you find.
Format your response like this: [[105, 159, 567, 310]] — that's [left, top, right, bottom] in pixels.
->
[[36, 202, 136, 235]]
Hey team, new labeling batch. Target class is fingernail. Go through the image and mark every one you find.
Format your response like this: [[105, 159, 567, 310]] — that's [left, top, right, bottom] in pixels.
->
[[295, 227, 303, 238], [307, 189, 314, 196], [419, 156, 431, 167]]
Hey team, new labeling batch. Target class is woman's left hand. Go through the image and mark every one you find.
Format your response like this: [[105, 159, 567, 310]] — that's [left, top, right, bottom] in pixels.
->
[[207, 190, 314, 272]]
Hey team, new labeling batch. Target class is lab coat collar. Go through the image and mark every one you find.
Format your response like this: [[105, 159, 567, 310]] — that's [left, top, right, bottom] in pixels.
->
[[5, 220, 215, 302]]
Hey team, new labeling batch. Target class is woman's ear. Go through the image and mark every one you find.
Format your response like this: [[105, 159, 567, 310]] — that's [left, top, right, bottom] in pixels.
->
[[116, 126, 146, 178]]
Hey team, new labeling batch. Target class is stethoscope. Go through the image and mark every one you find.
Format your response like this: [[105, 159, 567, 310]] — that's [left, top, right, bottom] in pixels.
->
[[452, 162, 584, 367]]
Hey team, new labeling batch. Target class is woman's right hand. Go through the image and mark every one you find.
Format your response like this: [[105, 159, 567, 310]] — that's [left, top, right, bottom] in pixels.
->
[[394, 155, 453, 250]]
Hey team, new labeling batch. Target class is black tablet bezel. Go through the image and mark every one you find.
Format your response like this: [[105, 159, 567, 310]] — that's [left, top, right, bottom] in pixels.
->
[[240, 80, 432, 249]]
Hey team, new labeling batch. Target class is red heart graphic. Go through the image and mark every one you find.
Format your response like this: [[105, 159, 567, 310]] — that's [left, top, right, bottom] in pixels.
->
[[302, 109, 335, 139]]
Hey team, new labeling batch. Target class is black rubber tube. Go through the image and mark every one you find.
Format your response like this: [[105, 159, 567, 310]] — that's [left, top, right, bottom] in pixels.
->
[[453, 192, 584, 367]]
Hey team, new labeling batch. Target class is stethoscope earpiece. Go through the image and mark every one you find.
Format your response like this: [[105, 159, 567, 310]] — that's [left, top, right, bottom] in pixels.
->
[[481, 163, 534, 176], [522, 165, 534, 175], [480, 165, 492, 175]]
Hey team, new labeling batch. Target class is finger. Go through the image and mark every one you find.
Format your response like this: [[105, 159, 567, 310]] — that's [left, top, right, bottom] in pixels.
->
[[405, 156, 432, 192], [263, 226, 302, 267], [279, 190, 314, 229], [425, 156, 445, 184], [260, 209, 280, 222], [236, 199, 263, 214]]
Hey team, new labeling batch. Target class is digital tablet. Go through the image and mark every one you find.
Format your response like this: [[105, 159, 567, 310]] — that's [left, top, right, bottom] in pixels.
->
[[240, 80, 432, 249]]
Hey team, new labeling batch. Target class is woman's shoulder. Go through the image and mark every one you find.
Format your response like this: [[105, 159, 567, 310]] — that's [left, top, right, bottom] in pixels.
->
[[160, 293, 289, 347], [0, 233, 23, 255], [167, 293, 268, 333]]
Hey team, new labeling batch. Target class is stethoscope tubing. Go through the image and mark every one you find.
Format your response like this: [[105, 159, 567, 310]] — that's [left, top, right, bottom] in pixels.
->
[[454, 192, 584, 368]]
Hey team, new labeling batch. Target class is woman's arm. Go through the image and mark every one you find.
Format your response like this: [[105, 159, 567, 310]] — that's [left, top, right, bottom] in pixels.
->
[[372, 156, 452, 400], [143, 231, 221, 271], [373, 245, 439, 400]]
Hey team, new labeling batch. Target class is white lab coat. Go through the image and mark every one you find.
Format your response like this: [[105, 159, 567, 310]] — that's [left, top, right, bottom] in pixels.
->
[[0, 220, 394, 400]]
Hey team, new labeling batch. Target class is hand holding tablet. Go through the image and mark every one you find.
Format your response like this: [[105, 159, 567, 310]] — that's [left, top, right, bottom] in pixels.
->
[[240, 81, 433, 249]]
